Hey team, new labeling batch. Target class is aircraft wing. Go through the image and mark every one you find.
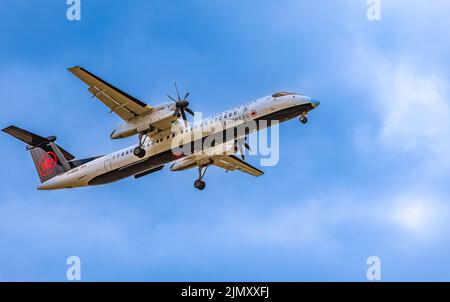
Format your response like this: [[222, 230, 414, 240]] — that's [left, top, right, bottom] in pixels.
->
[[68, 66, 153, 121], [211, 155, 264, 177]]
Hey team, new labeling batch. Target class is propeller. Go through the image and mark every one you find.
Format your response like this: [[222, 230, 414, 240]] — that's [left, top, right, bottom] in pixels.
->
[[234, 136, 251, 160], [168, 83, 194, 126]]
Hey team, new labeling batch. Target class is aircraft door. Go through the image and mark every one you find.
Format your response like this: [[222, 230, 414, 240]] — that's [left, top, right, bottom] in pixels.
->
[[104, 155, 113, 172]]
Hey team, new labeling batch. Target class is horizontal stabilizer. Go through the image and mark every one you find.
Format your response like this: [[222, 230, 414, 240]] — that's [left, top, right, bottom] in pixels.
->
[[2, 125, 77, 183], [2, 126, 75, 160]]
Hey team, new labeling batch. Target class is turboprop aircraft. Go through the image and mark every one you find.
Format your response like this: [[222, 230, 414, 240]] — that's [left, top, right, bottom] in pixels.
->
[[2, 67, 320, 190]]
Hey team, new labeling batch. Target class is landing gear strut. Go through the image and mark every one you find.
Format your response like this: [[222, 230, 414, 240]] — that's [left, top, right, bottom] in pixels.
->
[[194, 164, 208, 190], [134, 130, 149, 159], [299, 115, 308, 124]]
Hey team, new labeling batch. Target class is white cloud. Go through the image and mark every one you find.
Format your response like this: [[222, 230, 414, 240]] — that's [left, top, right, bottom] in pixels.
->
[[388, 194, 445, 237], [224, 201, 337, 249], [385, 0, 450, 19], [0, 191, 134, 259], [218, 190, 449, 251], [350, 48, 450, 170], [374, 62, 450, 156], [347, 51, 450, 241], [341, 2, 450, 250]]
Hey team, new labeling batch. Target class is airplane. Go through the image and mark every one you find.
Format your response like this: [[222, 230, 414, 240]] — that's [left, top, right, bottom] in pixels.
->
[[2, 67, 320, 190]]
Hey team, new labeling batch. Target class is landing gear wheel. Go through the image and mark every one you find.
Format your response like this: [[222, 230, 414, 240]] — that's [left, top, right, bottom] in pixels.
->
[[194, 179, 206, 190], [133, 147, 146, 158], [299, 115, 308, 124], [135, 130, 150, 158], [194, 164, 209, 190]]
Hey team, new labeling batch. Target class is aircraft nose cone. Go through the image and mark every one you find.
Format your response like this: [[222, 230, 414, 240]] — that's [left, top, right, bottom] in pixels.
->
[[311, 99, 320, 108]]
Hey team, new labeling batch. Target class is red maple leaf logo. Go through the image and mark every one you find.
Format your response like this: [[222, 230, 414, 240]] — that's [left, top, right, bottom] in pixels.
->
[[38, 152, 58, 177], [171, 149, 185, 159]]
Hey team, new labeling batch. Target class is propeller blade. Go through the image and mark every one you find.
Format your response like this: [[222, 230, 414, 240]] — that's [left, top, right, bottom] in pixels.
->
[[238, 144, 245, 160], [233, 139, 246, 160], [168, 84, 194, 122], [244, 142, 251, 152], [185, 107, 195, 116], [181, 110, 188, 127], [175, 83, 181, 101], [168, 94, 177, 103]]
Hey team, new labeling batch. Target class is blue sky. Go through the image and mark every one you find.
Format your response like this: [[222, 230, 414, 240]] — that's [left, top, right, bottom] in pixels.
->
[[1, 0, 450, 281]]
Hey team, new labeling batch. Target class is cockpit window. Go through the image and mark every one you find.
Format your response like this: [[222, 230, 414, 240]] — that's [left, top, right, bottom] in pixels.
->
[[272, 92, 298, 98]]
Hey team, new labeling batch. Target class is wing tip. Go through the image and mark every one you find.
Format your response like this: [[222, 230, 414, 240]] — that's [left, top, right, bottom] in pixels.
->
[[67, 66, 82, 72], [2, 125, 16, 133]]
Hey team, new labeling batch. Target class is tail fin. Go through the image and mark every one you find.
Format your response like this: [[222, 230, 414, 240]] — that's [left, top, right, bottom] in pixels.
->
[[2, 126, 75, 183]]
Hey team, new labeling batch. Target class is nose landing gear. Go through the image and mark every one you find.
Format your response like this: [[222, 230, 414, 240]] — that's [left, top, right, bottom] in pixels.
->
[[299, 114, 308, 124], [194, 164, 209, 190]]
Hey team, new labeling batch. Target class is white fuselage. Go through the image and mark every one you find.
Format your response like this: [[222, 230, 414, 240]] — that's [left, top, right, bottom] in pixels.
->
[[38, 93, 316, 190]]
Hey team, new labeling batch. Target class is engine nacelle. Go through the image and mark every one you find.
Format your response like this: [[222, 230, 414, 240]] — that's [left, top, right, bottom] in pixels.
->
[[110, 102, 177, 139]]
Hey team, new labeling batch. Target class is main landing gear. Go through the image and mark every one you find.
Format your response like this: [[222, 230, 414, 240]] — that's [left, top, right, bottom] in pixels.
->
[[134, 130, 149, 159], [299, 114, 308, 124], [194, 164, 209, 190], [133, 146, 146, 158]]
